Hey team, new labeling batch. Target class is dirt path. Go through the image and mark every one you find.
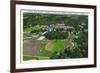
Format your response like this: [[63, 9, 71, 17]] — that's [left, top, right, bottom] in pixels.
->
[[37, 36, 45, 40]]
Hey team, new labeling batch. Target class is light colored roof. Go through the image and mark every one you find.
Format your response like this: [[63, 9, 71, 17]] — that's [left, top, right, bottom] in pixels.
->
[[54, 24, 73, 29]]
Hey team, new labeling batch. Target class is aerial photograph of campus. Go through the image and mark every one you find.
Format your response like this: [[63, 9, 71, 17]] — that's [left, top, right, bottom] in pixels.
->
[[22, 12, 88, 61]]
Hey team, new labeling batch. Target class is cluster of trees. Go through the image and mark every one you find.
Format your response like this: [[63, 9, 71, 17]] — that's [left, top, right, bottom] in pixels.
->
[[44, 31, 68, 40]]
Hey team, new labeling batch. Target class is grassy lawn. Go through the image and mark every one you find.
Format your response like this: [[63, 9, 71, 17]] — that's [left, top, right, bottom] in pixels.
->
[[39, 39, 67, 58], [24, 27, 41, 32], [39, 43, 51, 57], [38, 57, 49, 60], [51, 40, 67, 53], [23, 55, 49, 61], [23, 55, 37, 61], [23, 26, 46, 33]]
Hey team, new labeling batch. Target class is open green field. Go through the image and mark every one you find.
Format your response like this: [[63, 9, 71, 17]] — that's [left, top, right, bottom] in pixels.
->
[[23, 55, 49, 61], [39, 40, 67, 56]]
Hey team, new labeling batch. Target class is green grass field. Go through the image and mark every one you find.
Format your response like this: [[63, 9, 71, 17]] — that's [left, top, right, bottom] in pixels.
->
[[23, 55, 49, 61], [23, 55, 37, 61], [39, 40, 67, 58], [51, 40, 67, 53]]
